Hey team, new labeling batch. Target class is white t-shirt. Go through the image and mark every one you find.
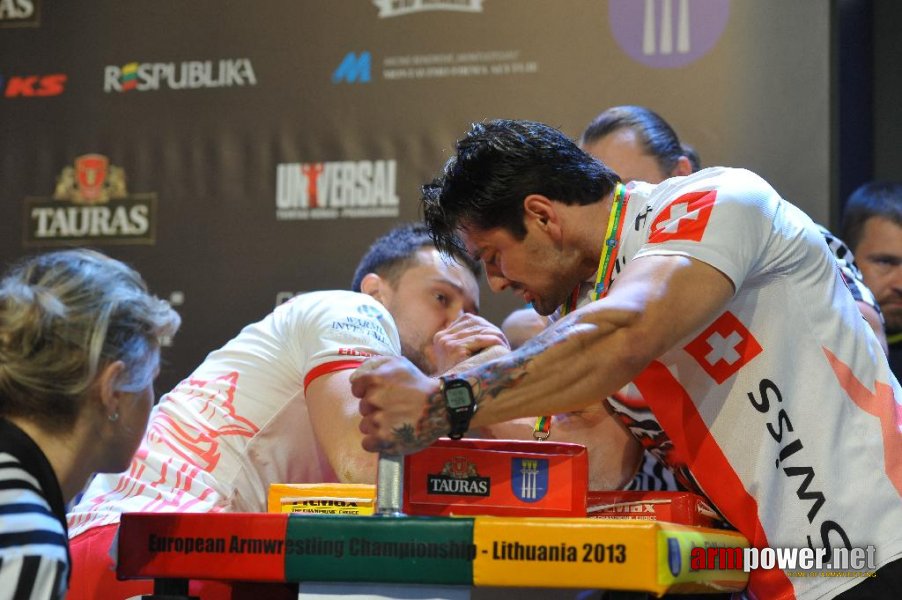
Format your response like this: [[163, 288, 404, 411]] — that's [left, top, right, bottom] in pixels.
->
[[582, 167, 901, 599], [67, 290, 399, 537]]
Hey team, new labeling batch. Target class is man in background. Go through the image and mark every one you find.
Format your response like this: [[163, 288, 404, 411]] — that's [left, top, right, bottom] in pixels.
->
[[843, 182, 902, 379]]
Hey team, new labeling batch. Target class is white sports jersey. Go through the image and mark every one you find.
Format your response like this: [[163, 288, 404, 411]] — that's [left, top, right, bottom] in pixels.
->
[[67, 291, 400, 538], [582, 168, 901, 599]]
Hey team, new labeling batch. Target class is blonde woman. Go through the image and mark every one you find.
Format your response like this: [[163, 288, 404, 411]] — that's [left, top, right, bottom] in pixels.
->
[[0, 249, 179, 599]]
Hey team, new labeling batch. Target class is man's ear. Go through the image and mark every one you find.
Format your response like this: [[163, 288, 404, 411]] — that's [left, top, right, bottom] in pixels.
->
[[672, 155, 693, 177], [96, 360, 127, 420], [359, 273, 387, 303], [523, 194, 561, 238]]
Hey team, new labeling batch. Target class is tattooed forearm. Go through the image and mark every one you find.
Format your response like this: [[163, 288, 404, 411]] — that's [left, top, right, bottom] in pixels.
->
[[470, 352, 529, 402], [470, 322, 576, 402], [388, 389, 448, 453], [382, 322, 577, 453]]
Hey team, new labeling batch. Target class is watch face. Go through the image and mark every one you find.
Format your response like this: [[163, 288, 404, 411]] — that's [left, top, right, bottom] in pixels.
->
[[445, 385, 472, 409]]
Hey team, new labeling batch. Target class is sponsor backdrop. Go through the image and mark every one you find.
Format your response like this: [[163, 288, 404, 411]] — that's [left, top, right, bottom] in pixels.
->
[[1, 0, 833, 392]]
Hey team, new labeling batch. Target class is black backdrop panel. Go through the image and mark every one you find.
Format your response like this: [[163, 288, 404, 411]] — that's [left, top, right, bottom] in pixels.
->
[[1, 1, 833, 392]]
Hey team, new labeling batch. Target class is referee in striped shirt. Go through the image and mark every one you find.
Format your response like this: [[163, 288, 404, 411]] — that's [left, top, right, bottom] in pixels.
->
[[0, 249, 179, 598]]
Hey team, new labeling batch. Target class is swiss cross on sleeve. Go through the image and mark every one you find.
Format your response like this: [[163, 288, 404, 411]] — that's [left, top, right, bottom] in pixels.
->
[[684, 311, 763, 384], [648, 190, 717, 243]]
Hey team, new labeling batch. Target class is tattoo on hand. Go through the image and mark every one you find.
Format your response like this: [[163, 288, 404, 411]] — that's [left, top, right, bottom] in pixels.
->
[[393, 424, 417, 447], [385, 327, 572, 453], [389, 390, 449, 453]]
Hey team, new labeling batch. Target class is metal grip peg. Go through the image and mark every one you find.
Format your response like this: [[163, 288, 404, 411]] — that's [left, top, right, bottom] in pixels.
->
[[375, 453, 405, 516]]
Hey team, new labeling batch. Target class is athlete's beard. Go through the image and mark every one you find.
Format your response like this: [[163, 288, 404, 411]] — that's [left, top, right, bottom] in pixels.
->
[[882, 308, 902, 336], [401, 341, 435, 376], [531, 291, 568, 317], [528, 278, 582, 316]]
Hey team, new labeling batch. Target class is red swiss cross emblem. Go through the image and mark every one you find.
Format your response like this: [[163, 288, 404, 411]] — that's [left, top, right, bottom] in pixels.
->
[[683, 311, 762, 384], [649, 190, 717, 243]]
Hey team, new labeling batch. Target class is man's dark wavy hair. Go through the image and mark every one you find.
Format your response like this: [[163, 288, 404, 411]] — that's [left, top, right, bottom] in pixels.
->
[[841, 182, 902, 252], [422, 119, 619, 257], [351, 222, 481, 292]]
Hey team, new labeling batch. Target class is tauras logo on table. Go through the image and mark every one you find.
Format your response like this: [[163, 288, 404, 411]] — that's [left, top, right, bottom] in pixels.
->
[[427, 457, 490, 496]]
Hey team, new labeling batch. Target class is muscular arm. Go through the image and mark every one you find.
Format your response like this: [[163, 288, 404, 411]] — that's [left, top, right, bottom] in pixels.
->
[[307, 369, 378, 483], [353, 254, 735, 454], [306, 314, 513, 483], [477, 406, 643, 490], [466, 255, 735, 426], [449, 340, 642, 489]]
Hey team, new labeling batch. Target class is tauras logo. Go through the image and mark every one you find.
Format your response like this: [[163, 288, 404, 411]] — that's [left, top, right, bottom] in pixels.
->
[[104, 58, 256, 93], [275, 160, 400, 220], [373, 0, 483, 18], [427, 457, 490, 497], [428, 477, 489, 496], [23, 154, 157, 247], [0, 0, 39, 27]]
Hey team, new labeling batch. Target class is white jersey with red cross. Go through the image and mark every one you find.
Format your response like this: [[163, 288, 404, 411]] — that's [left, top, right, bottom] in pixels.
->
[[592, 167, 901, 599]]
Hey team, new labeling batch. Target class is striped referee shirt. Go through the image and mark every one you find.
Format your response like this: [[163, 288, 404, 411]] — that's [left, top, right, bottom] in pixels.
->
[[0, 418, 69, 599]]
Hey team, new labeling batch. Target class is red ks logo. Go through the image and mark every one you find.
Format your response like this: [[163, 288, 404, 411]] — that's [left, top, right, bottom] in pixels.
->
[[3, 74, 67, 97]]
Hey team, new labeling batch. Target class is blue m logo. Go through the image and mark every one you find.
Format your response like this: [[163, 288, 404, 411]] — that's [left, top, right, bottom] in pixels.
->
[[332, 52, 371, 84]]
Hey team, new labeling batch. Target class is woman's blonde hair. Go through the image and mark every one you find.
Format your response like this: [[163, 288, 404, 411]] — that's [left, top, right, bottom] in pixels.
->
[[0, 249, 180, 432]]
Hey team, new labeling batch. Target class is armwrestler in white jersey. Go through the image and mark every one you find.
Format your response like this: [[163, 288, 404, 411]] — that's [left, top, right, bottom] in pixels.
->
[[501, 105, 888, 496], [353, 121, 902, 600], [65, 223, 637, 600]]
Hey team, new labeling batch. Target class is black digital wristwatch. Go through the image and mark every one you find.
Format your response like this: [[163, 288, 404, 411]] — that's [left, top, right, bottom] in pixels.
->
[[439, 376, 477, 440]]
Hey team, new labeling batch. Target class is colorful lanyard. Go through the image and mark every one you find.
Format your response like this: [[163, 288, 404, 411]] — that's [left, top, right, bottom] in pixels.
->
[[533, 183, 627, 440]]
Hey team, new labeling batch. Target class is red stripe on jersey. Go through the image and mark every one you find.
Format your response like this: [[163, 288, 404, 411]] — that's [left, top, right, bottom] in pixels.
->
[[633, 361, 796, 599], [648, 190, 716, 243], [823, 348, 902, 497], [303, 360, 364, 393]]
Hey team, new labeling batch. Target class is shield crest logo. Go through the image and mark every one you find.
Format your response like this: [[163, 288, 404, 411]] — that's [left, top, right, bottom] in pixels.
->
[[511, 458, 548, 503], [75, 154, 109, 203]]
